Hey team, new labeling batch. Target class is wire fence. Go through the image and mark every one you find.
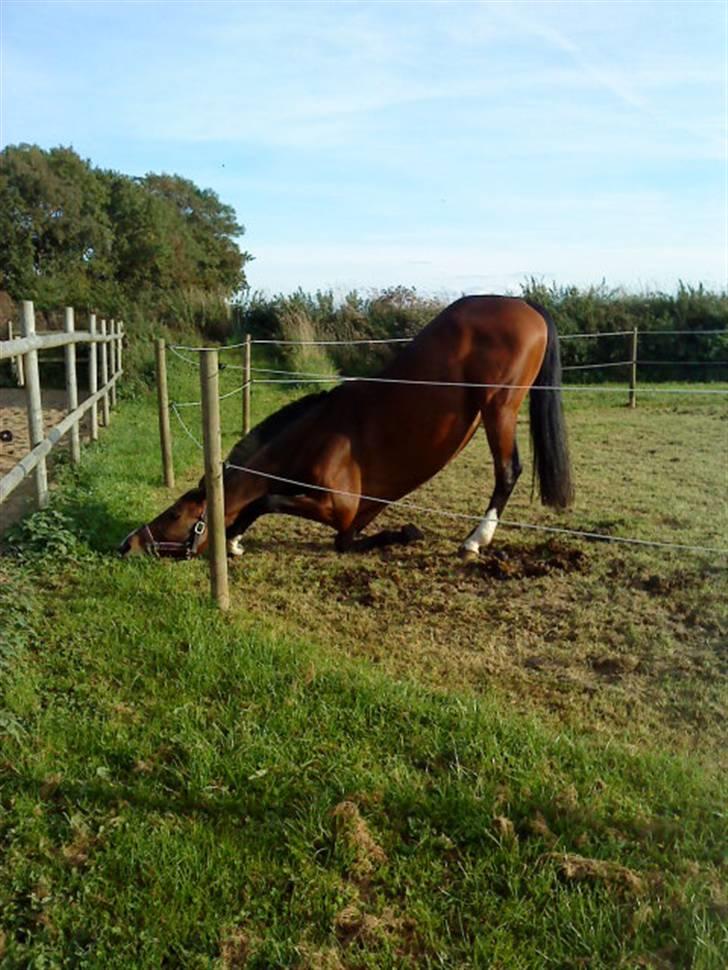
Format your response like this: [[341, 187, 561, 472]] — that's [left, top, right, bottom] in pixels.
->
[[167, 327, 728, 400], [165, 369, 727, 559], [155, 321, 728, 581], [170, 327, 727, 351]]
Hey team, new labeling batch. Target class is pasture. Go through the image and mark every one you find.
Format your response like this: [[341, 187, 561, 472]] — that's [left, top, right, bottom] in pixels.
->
[[1, 364, 726, 967]]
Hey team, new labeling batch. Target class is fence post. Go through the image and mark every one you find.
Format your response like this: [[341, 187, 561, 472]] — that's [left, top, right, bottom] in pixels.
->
[[88, 313, 99, 442], [628, 326, 638, 408], [8, 320, 25, 387], [100, 318, 110, 427], [243, 333, 252, 435], [155, 338, 175, 489], [199, 349, 230, 611], [117, 320, 124, 383], [20, 301, 49, 508], [109, 319, 118, 409], [64, 306, 81, 464]]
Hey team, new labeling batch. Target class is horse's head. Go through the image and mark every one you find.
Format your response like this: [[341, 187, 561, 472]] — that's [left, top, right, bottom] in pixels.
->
[[119, 487, 208, 559]]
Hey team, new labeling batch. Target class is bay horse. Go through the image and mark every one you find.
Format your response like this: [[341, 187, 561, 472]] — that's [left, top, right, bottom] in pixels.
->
[[119, 296, 573, 562]]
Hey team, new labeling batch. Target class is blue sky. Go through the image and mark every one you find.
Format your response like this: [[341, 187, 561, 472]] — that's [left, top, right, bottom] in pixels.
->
[[1, 0, 725, 296]]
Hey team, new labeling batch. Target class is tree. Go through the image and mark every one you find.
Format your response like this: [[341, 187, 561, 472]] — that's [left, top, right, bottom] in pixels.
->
[[0, 144, 113, 304], [0, 144, 251, 318]]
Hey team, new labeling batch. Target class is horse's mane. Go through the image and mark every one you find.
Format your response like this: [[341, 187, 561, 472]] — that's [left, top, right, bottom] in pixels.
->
[[225, 390, 330, 470]]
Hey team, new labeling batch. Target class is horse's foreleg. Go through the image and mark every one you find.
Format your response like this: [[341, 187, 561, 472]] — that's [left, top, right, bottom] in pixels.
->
[[335, 498, 423, 553], [335, 523, 424, 554], [226, 490, 342, 556], [225, 496, 270, 556], [460, 403, 522, 561]]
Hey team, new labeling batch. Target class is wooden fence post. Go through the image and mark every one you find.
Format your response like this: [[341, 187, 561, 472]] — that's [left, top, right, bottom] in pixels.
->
[[200, 349, 230, 611], [20, 301, 49, 508], [8, 321, 25, 387], [109, 319, 118, 409], [100, 319, 110, 427], [64, 306, 81, 464], [155, 338, 175, 489], [628, 326, 638, 408], [243, 333, 252, 435], [117, 320, 124, 383], [88, 313, 99, 441]]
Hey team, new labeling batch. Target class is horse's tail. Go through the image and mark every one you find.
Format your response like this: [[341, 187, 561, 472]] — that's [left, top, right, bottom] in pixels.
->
[[526, 301, 574, 508]]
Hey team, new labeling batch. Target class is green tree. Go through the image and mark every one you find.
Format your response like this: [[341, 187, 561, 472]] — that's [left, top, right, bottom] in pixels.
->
[[0, 144, 113, 305], [0, 144, 251, 323]]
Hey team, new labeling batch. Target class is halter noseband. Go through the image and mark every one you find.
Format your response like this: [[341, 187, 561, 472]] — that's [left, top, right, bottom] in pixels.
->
[[142, 512, 208, 559]]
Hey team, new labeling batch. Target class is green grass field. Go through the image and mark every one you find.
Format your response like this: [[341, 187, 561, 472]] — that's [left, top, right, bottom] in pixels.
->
[[1, 359, 726, 968]]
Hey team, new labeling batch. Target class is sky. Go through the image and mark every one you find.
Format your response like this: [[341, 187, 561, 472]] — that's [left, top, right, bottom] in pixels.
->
[[1, 0, 726, 298]]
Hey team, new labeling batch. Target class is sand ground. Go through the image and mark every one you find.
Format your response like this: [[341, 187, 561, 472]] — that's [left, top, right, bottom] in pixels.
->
[[0, 387, 90, 531]]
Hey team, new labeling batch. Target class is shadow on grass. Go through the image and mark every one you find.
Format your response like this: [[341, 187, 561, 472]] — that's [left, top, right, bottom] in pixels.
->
[[15, 774, 294, 826]]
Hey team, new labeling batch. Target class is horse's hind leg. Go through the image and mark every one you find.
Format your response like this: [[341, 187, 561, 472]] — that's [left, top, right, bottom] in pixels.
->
[[460, 402, 522, 561]]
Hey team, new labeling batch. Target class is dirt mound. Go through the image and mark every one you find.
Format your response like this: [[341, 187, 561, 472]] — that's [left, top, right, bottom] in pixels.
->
[[469, 541, 588, 580], [332, 800, 387, 882], [543, 851, 645, 894]]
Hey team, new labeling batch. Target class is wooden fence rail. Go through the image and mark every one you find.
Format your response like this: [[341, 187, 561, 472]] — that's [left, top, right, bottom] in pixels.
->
[[0, 300, 124, 510]]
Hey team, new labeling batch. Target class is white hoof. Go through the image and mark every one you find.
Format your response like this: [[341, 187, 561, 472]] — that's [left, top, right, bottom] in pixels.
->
[[227, 536, 245, 558]]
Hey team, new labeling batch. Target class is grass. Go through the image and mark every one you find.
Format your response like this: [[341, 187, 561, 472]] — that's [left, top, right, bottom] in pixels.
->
[[1, 356, 727, 968]]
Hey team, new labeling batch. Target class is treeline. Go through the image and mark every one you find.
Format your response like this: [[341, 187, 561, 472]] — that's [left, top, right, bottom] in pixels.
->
[[0, 144, 250, 338], [236, 282, 728, 382]]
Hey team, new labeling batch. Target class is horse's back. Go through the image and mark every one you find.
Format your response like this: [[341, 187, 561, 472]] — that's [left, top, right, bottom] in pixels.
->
[[421, 295, 548, 348], [383, 295, 548, 388]]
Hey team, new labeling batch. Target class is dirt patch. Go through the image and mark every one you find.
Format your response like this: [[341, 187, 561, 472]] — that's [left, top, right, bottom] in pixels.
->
[[543, 851, 646, 895], [332, 801, 387, 883], [219, 927, 253, 968], [0, 387, 90, 532], [467, 541, 589, 581], [333, 902, 416, 949]]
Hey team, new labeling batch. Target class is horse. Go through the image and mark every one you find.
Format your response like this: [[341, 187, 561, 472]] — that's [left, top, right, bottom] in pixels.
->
[[119, 295, 573, 563]]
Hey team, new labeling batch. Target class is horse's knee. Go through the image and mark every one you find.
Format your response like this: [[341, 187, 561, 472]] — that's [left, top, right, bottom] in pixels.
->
[[335, 529, 356, 553], [400, 524, 424, 544]]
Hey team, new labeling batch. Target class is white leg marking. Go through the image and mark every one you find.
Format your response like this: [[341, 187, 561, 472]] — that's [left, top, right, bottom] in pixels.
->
[[227, 536, 245, 557], [463, 509, 498, 554]]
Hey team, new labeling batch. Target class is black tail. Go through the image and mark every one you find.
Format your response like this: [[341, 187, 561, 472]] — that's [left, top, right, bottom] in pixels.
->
[[526, 301, 574, 508]]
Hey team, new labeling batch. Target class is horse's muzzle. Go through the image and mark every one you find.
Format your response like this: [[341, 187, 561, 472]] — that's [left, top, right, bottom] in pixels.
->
[[118, 529, 145, 557]]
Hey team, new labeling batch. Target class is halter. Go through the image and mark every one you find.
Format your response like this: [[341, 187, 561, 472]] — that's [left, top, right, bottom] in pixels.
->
[[142, 512, 208, 559]]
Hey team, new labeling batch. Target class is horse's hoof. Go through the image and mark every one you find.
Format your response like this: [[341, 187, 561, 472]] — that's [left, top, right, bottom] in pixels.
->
[[458, 546, 479, 564], [401, 524, 424, 544]]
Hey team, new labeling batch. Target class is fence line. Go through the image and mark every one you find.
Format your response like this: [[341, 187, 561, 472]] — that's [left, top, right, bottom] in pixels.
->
[[226, 461, 728, 557], [165, 368, 728, 412], [168, 328, 727, 354], [0, 301, 124, 509], [249, 379, 728, 395], [169, 402, 726, 558], [638, 360, 728, 366], [243, 367, 728, 395], [562, 360, 630, 371]]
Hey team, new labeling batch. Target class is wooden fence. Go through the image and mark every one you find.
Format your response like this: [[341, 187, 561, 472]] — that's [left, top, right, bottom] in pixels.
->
[[0, 300, 124, 510]]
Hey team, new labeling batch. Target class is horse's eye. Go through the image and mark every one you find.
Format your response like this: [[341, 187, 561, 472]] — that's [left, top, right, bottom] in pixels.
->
[[170, 510, 182, 521]]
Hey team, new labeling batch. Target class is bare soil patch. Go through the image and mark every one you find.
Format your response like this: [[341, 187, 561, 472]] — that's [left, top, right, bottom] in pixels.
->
[[0, 388, 89, 531]]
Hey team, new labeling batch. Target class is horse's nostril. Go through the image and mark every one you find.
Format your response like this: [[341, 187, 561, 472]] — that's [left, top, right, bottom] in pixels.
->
[[118, 537, 132, 557]]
